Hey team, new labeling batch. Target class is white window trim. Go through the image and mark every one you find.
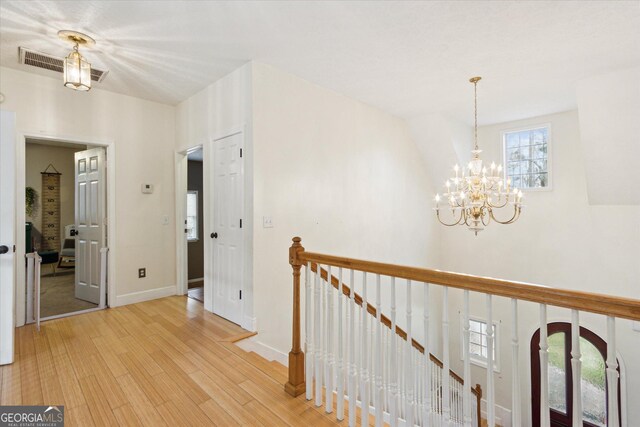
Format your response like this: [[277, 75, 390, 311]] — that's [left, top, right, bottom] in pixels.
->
[[186, 190, 199, 242], [501, 122, 553, 192], [460, 314, 501, 373]]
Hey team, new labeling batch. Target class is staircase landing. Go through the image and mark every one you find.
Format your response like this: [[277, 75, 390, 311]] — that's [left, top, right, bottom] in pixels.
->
[[0, 296, 369, 426]]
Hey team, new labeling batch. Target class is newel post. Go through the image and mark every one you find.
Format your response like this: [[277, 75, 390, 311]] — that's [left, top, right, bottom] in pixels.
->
[[284, 236, 306, 396]]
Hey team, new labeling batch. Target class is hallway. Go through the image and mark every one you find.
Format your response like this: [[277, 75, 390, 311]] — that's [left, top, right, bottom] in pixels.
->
[[0, 296, 356, 426]]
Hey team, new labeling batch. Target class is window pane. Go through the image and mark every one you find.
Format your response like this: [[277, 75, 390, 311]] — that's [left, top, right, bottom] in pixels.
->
[[504, 126, 549, 189], [580, 337, 606, 426], [470, 331, 482, 345], [470, 320, 482, 333], [548, 332, 567, 414], [186, 192, 198, 241]]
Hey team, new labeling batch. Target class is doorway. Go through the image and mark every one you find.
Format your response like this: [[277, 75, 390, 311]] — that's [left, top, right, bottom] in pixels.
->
[[24, 138, 107, 320], [176, 131, 246, 328], [531, 322, 622, 427], [186, 148, 204, 303]]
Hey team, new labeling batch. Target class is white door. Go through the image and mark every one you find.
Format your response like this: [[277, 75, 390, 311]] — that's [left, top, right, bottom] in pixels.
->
[[208, 133, 243, 325], [74, 147, 106, 304], [0, 111, 16, 365]]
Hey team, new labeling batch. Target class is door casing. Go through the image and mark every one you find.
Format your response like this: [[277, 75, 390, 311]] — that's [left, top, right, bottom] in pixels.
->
[[15, 133, 116, 327], [175, 128, 254, 331]]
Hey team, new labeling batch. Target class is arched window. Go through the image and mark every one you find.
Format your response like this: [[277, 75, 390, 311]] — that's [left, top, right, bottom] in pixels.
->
[[531, 322, 621, 427]]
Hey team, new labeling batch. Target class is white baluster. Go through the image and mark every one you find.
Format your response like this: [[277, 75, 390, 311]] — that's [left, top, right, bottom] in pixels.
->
[[389, 277, 399, 427], [442, 287, 451, 426], [406, 280, 415, 427], [374, 274, 383, 426], [348, 269, 357, 427], [539, 304, 550, 427], [305, 262, 313, 400], [511, 299, 521, 427], [337, 267, 345, 420], [424, 283, 432, 427], [361, 272, 370, 426], [314, 264, 323, 407], [571, 310, 582, 427], [326, 265, 334, 413], [462, 290, 471, 427], [486, 294, 495, 427], [606, 316, 619, 427]]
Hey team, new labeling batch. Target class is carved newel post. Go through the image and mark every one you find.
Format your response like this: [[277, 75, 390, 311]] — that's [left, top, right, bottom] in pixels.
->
[[284, 237, 306, 396]]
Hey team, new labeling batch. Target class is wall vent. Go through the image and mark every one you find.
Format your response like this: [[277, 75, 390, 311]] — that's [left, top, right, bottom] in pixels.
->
[[18, 47, 109, 83]]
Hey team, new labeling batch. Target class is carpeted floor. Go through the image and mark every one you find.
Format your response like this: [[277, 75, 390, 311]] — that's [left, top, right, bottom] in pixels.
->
[[40, 269, 98, 318]]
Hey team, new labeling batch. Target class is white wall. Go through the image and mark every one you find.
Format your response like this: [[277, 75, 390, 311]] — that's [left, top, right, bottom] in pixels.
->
[[251, 62, 441, 354], [576, 66, 640, 205], [439, 110, 640, 426], [0, 67, 177, 306]]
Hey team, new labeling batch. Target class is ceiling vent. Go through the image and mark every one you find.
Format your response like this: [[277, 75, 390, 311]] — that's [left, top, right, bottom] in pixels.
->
[[18, 47, 109, 83]]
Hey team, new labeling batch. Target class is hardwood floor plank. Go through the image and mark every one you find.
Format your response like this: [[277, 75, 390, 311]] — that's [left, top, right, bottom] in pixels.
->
[[116, 374, 167, 427], [52, 353, 86, 409], [148, 350, 210, 404], [118, 352, 167, 406], [0, 357, 22, 405], [78, 375, 120, 427], [112, 404, 143, 427], [67, 403, 96, 427]]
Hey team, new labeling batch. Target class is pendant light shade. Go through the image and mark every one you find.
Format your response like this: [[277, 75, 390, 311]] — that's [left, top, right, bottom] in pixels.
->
[[63, 46, 91, 91], [58, 30, 95, 92]]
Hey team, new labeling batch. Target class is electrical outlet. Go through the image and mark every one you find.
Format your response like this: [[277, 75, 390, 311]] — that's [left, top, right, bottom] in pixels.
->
[[138, 268, 146, 278], [263, 216, 273, 228]]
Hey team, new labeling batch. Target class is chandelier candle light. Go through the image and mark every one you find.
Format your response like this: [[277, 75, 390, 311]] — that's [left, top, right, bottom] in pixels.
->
[[58, 30, 95, 91], [434, 77, 523, 235]]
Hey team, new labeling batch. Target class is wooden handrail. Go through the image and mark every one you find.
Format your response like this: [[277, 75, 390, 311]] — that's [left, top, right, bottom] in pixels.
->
[[298, 250, 640, 321], [310, 262, 481, 398]]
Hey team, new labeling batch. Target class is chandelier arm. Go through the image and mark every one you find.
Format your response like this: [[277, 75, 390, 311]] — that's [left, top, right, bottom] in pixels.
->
[[489, 206, 521, 224], [436, 209, 465, 227], [481, 209, 491, 226], [487, 197, 510, 209]]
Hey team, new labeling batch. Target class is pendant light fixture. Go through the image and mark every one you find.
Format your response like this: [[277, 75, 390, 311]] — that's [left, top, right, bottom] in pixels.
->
[[434, 77, 523, 235], [58, 30, 95, 91]]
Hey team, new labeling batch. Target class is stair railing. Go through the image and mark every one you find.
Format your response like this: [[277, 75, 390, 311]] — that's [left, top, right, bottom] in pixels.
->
[[284, 237, 640, 427]]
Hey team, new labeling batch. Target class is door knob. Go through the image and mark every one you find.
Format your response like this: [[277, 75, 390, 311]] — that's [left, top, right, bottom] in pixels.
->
[[70, 229, 77, 236], [211, 232, 218, 239], [0, 245, 9, 254]]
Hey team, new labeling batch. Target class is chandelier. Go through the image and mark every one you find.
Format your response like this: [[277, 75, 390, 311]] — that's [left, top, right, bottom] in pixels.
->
[[434, 77, 523, 235], [58, 30, 95, 91]]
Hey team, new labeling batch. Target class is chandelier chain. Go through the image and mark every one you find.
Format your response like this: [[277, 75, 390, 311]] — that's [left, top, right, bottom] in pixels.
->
[[473, 79, 478, 153]]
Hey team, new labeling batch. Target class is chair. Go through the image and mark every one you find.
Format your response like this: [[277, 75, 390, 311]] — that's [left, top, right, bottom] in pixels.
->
[[57, 225, 76, 269]]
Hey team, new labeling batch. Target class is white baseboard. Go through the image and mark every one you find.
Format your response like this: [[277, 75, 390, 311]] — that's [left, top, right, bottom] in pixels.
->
[[235, 336, 288, 366], [113, 285, 176, 307], [481, 399, 511, 427]]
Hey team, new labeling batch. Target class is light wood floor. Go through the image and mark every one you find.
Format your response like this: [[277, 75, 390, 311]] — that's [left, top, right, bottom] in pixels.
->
[[0, 296, 364, 426]]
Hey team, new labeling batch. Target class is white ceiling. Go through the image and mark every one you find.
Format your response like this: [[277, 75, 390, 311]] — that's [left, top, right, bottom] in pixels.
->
[[1, 1, 638, 125]]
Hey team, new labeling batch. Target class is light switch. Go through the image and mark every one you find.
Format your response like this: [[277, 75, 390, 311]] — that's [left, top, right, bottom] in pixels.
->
[[263, 216, 273, 228], [141, 184, 154, 194]]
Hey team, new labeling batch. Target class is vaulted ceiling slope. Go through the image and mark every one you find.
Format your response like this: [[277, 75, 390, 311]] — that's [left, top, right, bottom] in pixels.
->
[[1, 1, 638, 126]]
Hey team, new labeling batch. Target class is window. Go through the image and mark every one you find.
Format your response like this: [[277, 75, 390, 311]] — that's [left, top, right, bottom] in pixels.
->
[[186, 191, 198, 241], [503, 125, 550, 190], [461, 317, 499, 371]]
